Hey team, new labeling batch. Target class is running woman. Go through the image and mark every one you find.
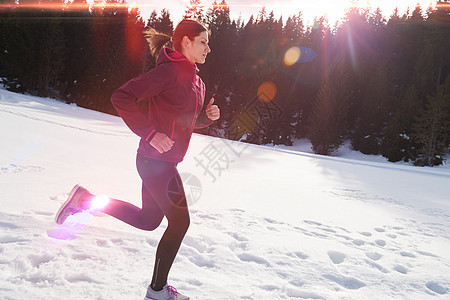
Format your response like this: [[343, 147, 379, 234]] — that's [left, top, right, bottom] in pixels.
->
[[55, 19, 219, 300]]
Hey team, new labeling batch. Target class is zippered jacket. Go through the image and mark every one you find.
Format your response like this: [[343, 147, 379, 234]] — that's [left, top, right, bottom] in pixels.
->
[[111, 47, 213, 163]]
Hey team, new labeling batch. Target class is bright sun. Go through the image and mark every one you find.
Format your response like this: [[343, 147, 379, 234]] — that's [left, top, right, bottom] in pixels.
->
[[138, 0, 442, 26], [268, 0, 438, 24]]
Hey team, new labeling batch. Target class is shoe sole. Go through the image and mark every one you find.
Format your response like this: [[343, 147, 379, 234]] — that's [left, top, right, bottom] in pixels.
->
[[55, 184, 81, 225]]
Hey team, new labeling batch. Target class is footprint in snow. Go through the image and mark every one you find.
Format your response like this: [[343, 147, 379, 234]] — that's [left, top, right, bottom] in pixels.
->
[[28, 253, 55, 268], [285, 288, 324, 299], [365, 251, 382, 261], [335, 234, 353, 241], [416, 250, 438, 258], [365, 259, 389, 273], [426, 281, 448, 295], [318, 227, 337, 234], [292, 251, 308, 260], [323, 274, 366, 290], [238, 253, 270, 266], [227, 232, 249, 242], [188, 253, 215, 268], [359, 232, 372, 237], [328, 251, 346, 264], [399, 251, 416, 258], [259, 284, 280, 291], [303, 220, 322, 226], [185, 278, 203, 287], [393, 265, 408, 274], [375, 239, 386, 247], [352, 239, 365, 246], [0, 221, 21, 230], [264, 217, 284, 225]]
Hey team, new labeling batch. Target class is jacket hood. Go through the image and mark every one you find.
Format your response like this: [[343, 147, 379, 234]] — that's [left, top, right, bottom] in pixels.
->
[[157, 48, 199, 73]]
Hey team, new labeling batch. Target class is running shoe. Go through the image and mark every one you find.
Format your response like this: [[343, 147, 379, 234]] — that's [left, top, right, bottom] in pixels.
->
[[144, 284, 189, 300], [55, 184, 90, 225]]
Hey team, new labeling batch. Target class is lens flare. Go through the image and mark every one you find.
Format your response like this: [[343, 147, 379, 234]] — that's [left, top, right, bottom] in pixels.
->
[[257, 82, 277, 103], [284, 47, 301, 66], [90, 194, 110, 211]]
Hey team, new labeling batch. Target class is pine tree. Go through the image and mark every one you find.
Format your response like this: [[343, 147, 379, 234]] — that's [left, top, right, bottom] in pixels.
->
[[283, 12, 304, 42], [426, 1, 450, 92], [412, 76, 450, 166], [382, 85, 421, 162], [309, 58, 351, 155], [60, 0, 92, 103], [157, 9, 174, 35], [351, 63, 396, 154], [411, 3, 425, 21], [83, 0, 144, 114], [184, 0, 204, 21], [0, 0, 66, 97], [200, 0, 235, 138], [146, 10, 159, 29], [37, 4, 66, 98], [412, 41, 438, 101], [0, 0, 16, 75]]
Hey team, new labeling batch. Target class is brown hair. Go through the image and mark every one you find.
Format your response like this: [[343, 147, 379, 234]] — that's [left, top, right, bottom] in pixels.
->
[[144, 19, 209, 58]]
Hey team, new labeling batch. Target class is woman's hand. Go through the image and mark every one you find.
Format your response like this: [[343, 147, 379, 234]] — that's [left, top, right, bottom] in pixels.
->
[[149, 132, 174, 153], [206, 98, 220, 121]]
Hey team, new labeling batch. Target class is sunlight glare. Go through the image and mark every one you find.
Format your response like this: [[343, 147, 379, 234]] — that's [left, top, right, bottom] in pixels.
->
[[257, 82, 277, 103], [90, 194, 110, 211], [284, 47, 301, 66]]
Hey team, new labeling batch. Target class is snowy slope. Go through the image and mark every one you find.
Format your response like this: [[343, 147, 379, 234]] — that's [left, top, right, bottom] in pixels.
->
[[1, 89, 449, 300]]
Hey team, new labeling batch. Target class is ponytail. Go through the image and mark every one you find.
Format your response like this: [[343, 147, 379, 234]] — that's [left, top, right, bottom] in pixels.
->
[[144, 19, 209, 59], [144, 28, 172, 58]]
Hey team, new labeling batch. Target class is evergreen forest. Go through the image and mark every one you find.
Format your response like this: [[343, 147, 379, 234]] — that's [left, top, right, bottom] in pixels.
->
[[1, 0, 449, 166]]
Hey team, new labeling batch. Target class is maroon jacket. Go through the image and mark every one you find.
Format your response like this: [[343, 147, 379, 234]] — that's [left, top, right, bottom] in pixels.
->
[[111, 48, 213, 163]]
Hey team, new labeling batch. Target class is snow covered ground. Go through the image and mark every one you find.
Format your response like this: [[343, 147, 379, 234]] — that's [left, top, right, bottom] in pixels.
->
[[1, 88, 449, 300]]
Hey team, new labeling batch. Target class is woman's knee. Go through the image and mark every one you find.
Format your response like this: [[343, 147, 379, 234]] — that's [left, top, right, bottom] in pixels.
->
[[139, 215, 164, 231], [168, 210, 190, 235], [178, 212, 190, 233]]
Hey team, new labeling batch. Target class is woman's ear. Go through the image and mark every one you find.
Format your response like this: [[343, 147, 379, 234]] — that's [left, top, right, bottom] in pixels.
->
[[182, 36, 191, 49]]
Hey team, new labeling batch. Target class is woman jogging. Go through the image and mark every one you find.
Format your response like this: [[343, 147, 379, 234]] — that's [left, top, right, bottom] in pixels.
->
[[55, 19, 219, 300]]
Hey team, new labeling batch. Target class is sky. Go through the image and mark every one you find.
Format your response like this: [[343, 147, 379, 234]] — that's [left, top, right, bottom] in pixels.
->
[[133, 0, 440, 26]]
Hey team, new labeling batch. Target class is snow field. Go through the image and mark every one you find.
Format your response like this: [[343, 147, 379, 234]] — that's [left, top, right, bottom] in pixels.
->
[[1, 89, 450, 299]]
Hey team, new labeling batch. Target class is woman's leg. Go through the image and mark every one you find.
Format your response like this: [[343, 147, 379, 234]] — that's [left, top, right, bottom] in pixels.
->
[[135, 155, 190, 291], [99, 183, 165, 231], [82, 154, 189, 290], [81, 154, 166, 230]]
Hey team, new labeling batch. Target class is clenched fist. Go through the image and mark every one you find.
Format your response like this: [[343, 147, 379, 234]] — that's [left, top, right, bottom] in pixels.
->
[[206, 98, 220, 121], [150, 132, 174, 153]]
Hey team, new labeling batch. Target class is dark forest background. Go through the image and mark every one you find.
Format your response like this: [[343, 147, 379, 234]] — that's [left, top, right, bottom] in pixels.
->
[[1, 0, 449, 166]]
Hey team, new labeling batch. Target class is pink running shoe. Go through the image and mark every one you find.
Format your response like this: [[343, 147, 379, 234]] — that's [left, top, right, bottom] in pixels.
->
[[55, 184, 90, 225], [144, 284, 189, 300]]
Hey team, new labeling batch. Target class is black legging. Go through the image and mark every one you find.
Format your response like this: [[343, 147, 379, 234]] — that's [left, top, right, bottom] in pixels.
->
[[100, 154, 190, 291]]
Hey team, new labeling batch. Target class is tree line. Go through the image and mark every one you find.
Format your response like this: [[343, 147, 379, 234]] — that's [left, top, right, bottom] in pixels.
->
[[1, 0, 449, 166]]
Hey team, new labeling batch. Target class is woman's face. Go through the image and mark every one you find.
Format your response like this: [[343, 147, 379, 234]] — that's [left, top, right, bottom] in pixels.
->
[[183, 31, 211, 64]]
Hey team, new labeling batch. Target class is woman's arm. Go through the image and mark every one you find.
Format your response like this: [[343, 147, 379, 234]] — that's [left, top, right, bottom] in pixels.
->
[[111, 67, 169, 142]]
